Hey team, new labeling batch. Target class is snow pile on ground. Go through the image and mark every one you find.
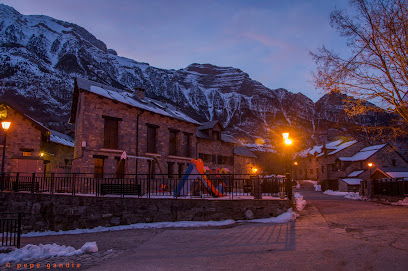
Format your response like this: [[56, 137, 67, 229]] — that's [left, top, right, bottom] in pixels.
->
[[294, 192, 307, 211], [243, 208, 298, 223], [0, 242, 98, 264], [302, 180, 322, 191], [323, 190, 362, 200], [391, 197, 408, 206], [295, 182, 301, 189]]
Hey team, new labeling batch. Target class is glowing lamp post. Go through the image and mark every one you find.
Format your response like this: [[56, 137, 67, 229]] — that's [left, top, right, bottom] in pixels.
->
[[1, 121, 11, 191], [368, 162, 374, 175], [282, 132, 293, 200]]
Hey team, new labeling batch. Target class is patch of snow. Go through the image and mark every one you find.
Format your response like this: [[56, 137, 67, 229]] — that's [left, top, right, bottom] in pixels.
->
[[348, 170, 365, 177], [341, 178, 363, 185], [0, 242, 98, 264], [323, 190, 362, 200], [391, 197, 408, 206], [294, 192, 306, 211], [302, 180, 322, 191], [242, 208, 298, 223]]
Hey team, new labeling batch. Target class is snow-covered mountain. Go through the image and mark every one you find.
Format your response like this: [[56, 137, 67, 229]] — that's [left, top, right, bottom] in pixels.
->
[[0, 4, 393, 151]]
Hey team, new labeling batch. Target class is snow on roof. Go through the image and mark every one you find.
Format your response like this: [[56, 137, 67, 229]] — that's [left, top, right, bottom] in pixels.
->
[[386, 172, 408, 178], [339, 144, 387, 162], [198, 120, 220, 130], [234, 146, 257, 158], [76, 78, 200, 125], [299, 139, 356, 158], [348, 170, 365, 177], [49, 130, 74, 147], [341, 178, 363, 185]]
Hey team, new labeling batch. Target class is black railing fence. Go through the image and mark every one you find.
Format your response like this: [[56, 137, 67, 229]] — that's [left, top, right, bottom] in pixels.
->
[[0, 172, 288, 199], [0, 213, 21, 249], [373, 178, 408, 197]]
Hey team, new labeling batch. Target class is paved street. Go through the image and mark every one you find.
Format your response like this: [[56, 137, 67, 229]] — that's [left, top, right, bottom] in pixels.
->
[[14, 186, 408, 271]]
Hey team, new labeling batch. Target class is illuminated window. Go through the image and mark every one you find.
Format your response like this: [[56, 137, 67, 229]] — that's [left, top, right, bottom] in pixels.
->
[[22, 152, 32, 157]]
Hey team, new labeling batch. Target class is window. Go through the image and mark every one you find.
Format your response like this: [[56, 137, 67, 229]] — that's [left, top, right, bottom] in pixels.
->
[[217, 155, 223, 164], [103, 117, 119, 149], [147, 124, 158, 153], [168, 162, 174, 178], [178, 163, 184, 178], [321, 166, 325, 173], [169, 129, 178, 155], [94, 158, 104, 178], [183, 133, 192, 157], [392, 159, 396, 167], [22, 152, 32, 157], [212, 131, 221, 141], [212, 154, 216, 164]]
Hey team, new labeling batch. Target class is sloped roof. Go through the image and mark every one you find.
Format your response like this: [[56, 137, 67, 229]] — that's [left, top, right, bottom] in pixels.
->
[[340, 178, 362, 185], [298, 139, 355, 158], [348, 170, 365, 177], [339, 144, 387, 162], [374, 168, 408, 178], [234, 146, 257, 158], [198, 120, 222, 130], [196, 129, 235, 144], [71, 78, 200, 125], [49, 130, 74, 147]]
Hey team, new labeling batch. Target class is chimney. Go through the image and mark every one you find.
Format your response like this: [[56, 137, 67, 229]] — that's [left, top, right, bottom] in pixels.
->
[[134, 87, 145, 100]]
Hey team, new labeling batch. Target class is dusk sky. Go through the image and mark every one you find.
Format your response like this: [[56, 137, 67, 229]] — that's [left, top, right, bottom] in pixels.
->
[[1, 0, 350, 101]]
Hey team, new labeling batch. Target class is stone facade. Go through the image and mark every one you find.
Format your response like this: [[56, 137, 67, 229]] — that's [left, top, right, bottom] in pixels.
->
[[0, 192, 292, 233], [71, 84, 198, 176], [197, 122, 235, 172], [0, 104, 46, 174]]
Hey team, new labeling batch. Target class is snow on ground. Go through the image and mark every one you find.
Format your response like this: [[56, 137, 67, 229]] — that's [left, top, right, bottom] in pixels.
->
[[23, 207, 303, 238], [391, 197, 408, 206], [0, 242, 98, 264], [301, 180, 322, 191], [242, 208, 298, 223], [294, 192, 307, 211], [323, 190, 362, 200]]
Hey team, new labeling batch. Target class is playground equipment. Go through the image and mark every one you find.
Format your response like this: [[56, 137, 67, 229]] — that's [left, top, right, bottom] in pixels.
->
[[175, 159, 227, 197]]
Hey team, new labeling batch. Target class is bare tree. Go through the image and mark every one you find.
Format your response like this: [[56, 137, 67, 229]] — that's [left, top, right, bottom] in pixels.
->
[[311, 0, 408, 124]]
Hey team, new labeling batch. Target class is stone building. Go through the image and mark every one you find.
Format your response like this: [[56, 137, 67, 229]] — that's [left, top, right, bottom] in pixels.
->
[[70, 78, 201, 177], [196, 121, 235, 173], [233, 146, 258, 174], [0, 103, 74, 175], [70, 78, 258, 177], [295, 139, 408, 191]]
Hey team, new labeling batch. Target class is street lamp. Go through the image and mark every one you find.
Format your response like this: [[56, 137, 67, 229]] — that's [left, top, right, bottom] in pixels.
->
[[282, 132, 293, 200], [368, 162, 374, 175], [1, 121, 11, 191]]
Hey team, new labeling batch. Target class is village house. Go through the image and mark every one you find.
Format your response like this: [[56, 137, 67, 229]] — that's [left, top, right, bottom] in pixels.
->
[[294, 138, 365, 189], [70, 78, 201, 177], [70, 78, 258, 178], [362, 167, 408, 197], [0, 103, 74, 176], [295, 139, 408, 191], [233, 146, 258, 174]]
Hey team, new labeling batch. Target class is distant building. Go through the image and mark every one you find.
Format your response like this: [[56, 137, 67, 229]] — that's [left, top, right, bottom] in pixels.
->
[[233, 146, 258, 174], [0, 102, 73, 175], [295, 139, 408, 191]]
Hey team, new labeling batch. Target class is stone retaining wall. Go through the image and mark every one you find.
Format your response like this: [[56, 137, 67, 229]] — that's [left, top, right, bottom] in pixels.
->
[[0, 192, 292, 233]]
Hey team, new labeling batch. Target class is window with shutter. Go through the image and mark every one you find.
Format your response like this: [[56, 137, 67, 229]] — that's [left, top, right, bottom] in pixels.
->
[[94, 158, 104, 178], [103, 117, 119, 149], [147, 125, 158, 153], [169, 130, 178, 155], [183, 133, 192, 157]]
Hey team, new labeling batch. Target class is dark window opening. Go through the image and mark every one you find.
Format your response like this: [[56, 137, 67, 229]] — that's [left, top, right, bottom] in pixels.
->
[[94, 158, 104, 178], [198, 153, 204, 160], [217, 155, 223, 164], [183, 133, 192, 157], [169, 130, 178, 155], [147, 125, 158, 153], [168, 162, 174, 178], [178, 163, 184, 178], [392, 159, 396, 167], [104, 118, 119, 149], [211, 154, 216, 164]]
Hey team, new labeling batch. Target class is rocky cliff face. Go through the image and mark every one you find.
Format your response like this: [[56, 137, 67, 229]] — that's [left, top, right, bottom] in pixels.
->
[[0, 4, 395, 152]]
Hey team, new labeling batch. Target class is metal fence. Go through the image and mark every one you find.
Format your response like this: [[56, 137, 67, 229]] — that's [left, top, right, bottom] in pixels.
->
[[0, 213, 21, 249], [0, 172, 288, 199], [373, 178, 408, 197]]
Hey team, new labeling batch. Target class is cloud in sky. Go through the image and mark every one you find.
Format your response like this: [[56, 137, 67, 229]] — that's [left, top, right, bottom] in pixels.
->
[[0, 0, 350, 101]]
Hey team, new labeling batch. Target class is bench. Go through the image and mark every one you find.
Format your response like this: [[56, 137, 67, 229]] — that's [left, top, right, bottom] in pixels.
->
[[100, 183, 141, 196], [13, 182, 39, 192]]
